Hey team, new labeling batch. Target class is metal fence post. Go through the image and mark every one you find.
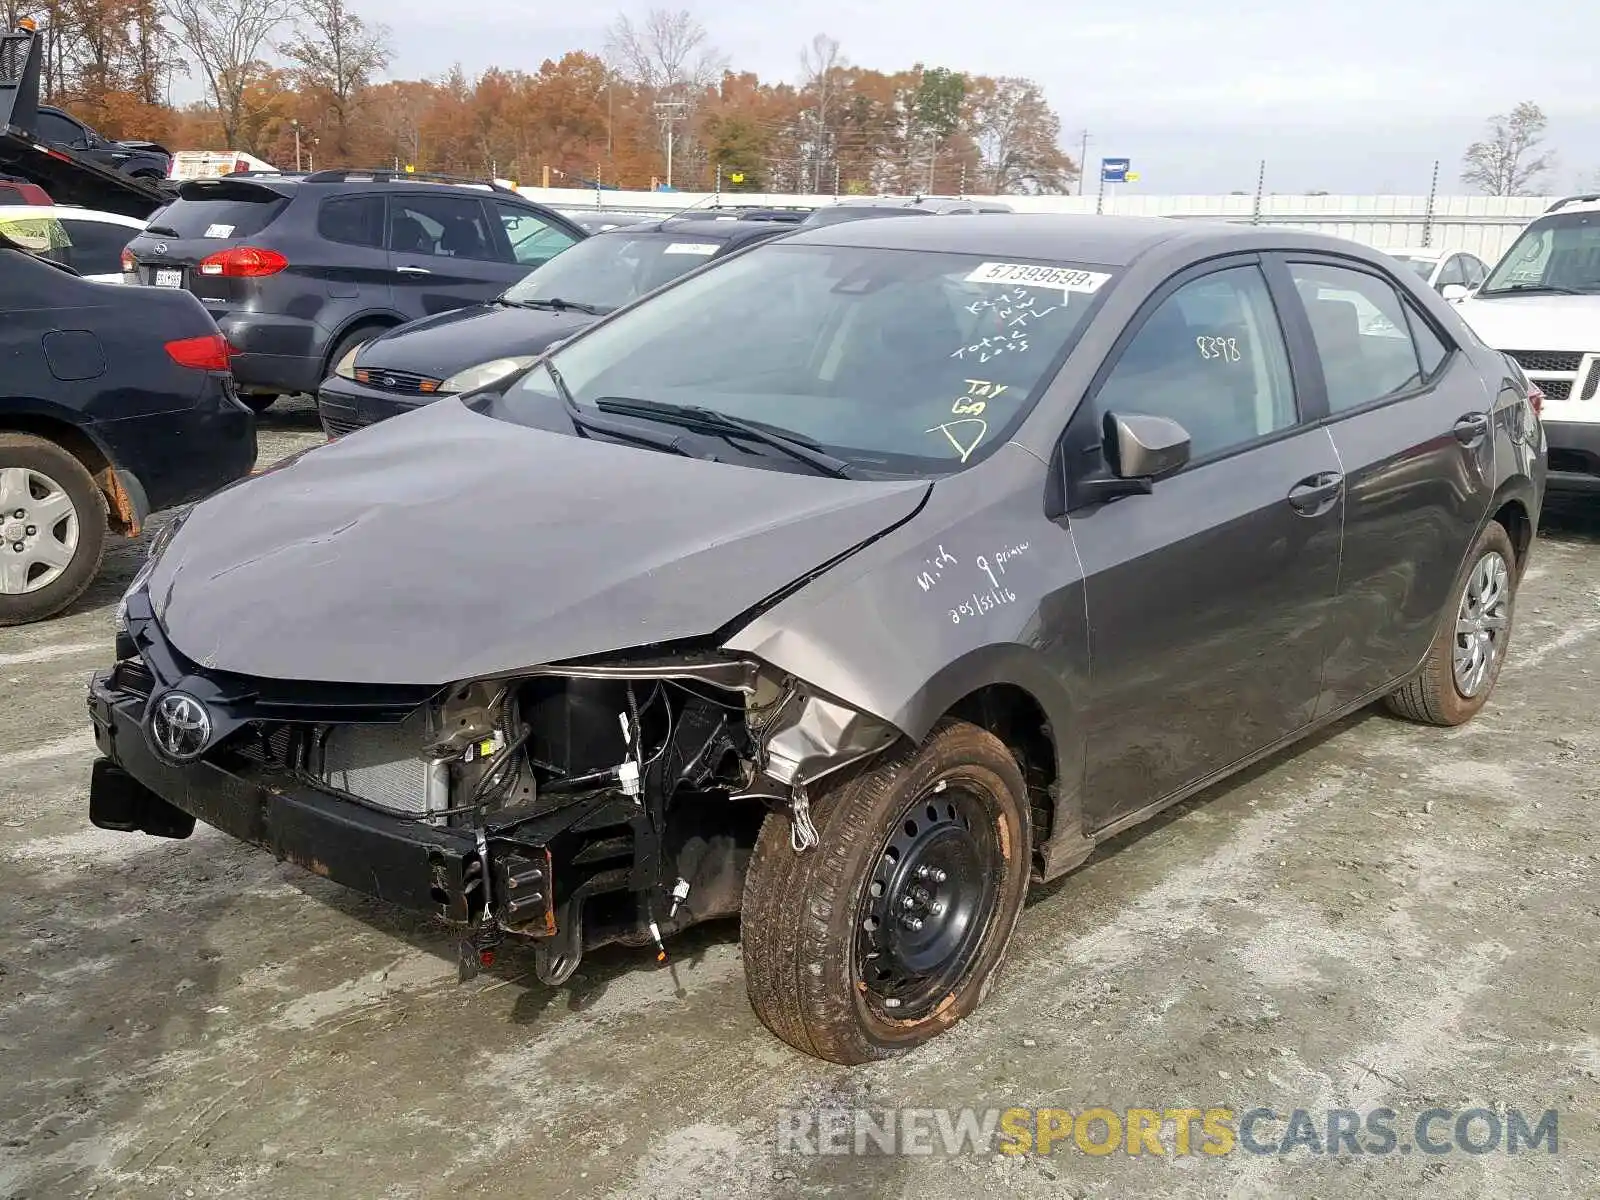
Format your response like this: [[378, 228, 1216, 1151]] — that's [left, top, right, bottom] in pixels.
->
[[1252, 160, 1265, 225], [1422, 160, 1439, 249]]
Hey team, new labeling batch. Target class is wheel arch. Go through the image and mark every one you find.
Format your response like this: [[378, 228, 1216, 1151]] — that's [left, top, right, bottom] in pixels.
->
[[888, 644, 1086, 878], [319, 312, 405, 379], [0, 403, 138, 534]]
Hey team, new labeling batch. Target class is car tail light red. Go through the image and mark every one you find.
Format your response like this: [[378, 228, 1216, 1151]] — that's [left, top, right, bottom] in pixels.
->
[[165, 333, 236, 371], [197, 246, 287, 278], [1527, 383, 1544, 417], [120, 247, 135, 273]]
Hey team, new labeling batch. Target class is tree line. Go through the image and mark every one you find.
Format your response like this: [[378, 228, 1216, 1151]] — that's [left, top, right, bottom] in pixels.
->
[[9, 1, 1079, 194]]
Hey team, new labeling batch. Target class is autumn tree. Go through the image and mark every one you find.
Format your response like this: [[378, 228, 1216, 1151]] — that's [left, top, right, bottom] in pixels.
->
[[798, 33, 844, 193], [969, 76, 1073, 193], [1462, 101, 1555, 196], [277, 0, 390, 161], [605, 8, 724, 185], [165, 0, 292, 148]]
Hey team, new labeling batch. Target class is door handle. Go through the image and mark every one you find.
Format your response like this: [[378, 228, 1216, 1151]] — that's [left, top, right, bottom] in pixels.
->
[[1287, 471, 1344, 516], [1453, 412, 1491, 445], [395, 265, 431, 276]]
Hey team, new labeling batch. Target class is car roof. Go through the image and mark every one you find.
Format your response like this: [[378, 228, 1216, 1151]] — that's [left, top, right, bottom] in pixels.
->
[[0, 204, 143, 226], [593, 214, 798, 241], [1375, 247, 1445, 261], [783, 212, 1311, 266]]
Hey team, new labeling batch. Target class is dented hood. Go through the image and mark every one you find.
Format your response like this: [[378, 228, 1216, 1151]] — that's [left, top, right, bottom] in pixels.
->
[[145, 398, 929, 685]]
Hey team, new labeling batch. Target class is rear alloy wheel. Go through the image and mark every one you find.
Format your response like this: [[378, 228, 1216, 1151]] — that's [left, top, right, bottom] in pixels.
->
[[741, 719, 1031, 1064], [1386, 520, 1519, 726], [0, 434, 107, 625]]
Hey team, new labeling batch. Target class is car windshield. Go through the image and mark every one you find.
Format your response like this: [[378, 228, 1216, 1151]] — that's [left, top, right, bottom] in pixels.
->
[[488, 242, 1114, 475], [1481, 211, 1600, 294], [500, 230, 727, 313]]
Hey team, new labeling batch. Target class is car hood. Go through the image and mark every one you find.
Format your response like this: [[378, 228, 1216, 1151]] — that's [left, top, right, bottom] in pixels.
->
[[1454, 293, 1600, 350], [145, 397, 930, 685], [356, 302, 595, 378]]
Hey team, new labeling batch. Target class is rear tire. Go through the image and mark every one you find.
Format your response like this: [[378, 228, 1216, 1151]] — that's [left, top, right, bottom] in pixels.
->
[[1386, 520, 1518, 726], [741, 718, 1032, 1065], [0, 433, 107, 626]]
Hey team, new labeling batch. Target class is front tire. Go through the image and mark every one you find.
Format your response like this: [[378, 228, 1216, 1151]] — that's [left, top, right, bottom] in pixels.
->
[[741, 719, 1032, 1065], [0, 434, 107, 625], [1386, 520, 1519, 726]]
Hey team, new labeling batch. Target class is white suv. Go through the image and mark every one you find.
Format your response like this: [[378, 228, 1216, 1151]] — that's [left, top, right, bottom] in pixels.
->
[[1454, 194, 1600, 496]]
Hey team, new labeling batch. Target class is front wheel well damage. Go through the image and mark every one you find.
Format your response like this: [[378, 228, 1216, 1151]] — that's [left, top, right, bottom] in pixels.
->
[[945, 684, 1057, 854]]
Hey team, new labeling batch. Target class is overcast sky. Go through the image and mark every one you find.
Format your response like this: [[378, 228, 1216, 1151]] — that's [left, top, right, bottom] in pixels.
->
[[362, 0, 1599, 194]]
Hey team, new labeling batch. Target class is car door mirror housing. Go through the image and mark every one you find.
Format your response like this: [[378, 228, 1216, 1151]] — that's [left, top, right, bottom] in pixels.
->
[[1104, 411, 1191, 481], [1440, 283, 1470, 302]]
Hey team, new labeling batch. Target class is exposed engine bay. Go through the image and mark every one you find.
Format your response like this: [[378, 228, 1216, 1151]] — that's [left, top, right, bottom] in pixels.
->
[[225, 654, 899, 985]]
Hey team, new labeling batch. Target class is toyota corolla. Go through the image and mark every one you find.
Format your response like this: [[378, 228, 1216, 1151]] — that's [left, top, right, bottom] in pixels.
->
[[87, 215, 1544, 1065]]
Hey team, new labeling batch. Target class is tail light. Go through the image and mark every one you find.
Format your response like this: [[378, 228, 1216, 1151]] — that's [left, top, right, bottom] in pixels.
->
[[165, 333, 236, 371], [1527, 383, 1544, 418], [120, 247, 135, 273], [197, 246, 287, 278]]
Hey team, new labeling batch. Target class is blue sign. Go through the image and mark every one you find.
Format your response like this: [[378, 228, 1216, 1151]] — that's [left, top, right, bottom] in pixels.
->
[[1101, 157, 1130, 183]]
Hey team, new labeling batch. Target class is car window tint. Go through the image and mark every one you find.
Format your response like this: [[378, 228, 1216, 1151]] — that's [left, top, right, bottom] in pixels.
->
[[1291, 263, 1425, 413], [1436, 255, 1467, 288], [33, 110, 81, 145], [58, 219, 131, 275], [390, 195, 499, 261], [494, 202, 578, 267], [318, 195, 386, 248], [1404, 305, 1449, 377], [1094, 265, 1296, 461]]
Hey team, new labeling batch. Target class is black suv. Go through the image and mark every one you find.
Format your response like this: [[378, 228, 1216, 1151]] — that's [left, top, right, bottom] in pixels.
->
[[316, 208, 802, 434], [121, 170, 588, 411], [29, 105, 170, 179]]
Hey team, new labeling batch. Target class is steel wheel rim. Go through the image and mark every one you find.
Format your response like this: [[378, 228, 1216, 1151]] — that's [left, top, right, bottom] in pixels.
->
[[1453, 549, 1510, 698], [856, 782, 1001, 1020], [0, 466, 80, 596]]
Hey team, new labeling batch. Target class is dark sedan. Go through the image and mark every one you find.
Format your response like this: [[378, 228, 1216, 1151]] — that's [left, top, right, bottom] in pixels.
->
[[89, 215, 1543, 1065], [315, 210, 801, 435], [0, 231, 254, 624]]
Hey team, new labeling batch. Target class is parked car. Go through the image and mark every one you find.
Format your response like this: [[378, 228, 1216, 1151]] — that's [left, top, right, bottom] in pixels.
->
[[0, 204, 143, 282], [1453, 194, 1600, 495], [316, 209, 804, 435], [87, 215, 1543, 1064], [559, 208, 661, 233], [120, 170, 589, 412], [166, 150, 277, 181], [0, 173, 52, 205], [27, 104, 170, 179], [0, 230, 254, 624], [1373, 246, 1491, 297]]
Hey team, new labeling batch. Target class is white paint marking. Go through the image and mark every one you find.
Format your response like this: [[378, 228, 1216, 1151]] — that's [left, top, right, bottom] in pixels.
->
[[0, 730, 97, 770], [0, 640, 106, 667]]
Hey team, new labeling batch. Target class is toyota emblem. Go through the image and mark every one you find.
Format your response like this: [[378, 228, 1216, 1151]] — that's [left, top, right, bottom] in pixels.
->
[[148, 690, 212, 762], [154, 242, 169, 255]]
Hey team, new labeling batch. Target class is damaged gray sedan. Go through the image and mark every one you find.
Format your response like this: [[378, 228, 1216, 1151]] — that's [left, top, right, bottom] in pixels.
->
[[87, 215, 1544, 1064]]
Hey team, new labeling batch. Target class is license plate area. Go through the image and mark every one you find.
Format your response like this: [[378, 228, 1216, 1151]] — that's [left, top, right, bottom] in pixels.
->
[[153, 268, 184, 288]]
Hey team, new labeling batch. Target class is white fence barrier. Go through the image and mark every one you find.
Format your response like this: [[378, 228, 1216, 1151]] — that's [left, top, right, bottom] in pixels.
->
[[516, 186, 1560, 263]]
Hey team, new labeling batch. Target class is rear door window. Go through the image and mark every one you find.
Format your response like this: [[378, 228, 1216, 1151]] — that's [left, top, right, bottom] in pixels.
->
[[1290, 262, 1431, 412], [318, 194, 386, 248], [58, 218, 133, 275], [390, 194, 502, 262]]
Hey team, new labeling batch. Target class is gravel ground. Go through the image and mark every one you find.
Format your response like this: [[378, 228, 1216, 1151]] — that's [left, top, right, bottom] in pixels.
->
[[2, 397, 1598, 1199]]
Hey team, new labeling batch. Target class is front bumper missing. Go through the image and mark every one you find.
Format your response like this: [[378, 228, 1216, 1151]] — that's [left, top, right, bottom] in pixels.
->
[[86, 675, 559, 930]]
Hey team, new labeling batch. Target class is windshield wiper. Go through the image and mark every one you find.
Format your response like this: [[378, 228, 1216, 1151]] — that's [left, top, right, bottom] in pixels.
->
[[545, 364, 709, 460], [594, 397, 854, 478], [508, 296, 608, 315], [1478, 283, 1586, 296]]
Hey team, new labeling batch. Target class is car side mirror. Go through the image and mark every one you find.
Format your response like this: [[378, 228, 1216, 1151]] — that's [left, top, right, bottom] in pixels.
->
[[1104, 411, 1190, 481], [1440, 283, 1469, 302]]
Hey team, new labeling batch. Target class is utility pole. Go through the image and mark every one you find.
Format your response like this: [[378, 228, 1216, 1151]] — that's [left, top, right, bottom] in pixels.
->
[[1078, 130, 1090, 195], [653, 99, 687, 189]]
